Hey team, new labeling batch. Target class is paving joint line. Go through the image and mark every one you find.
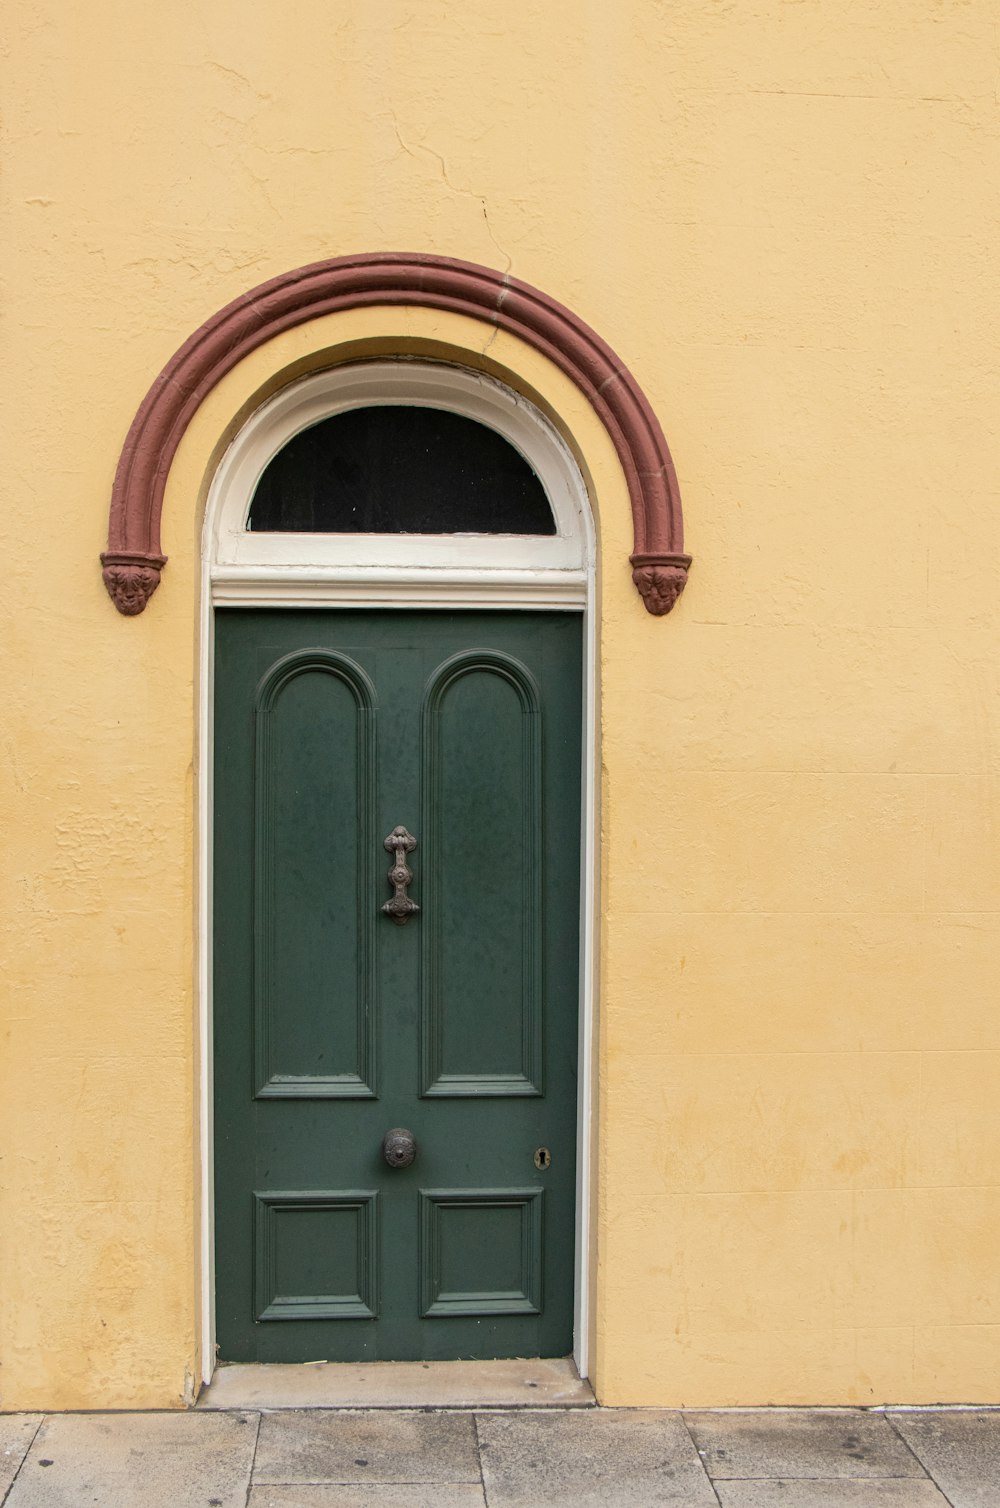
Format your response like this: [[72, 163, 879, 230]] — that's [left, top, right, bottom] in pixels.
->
[[883, 1410, 956, 1507], [717, 1475, 933, 1482], [678, 1410, 724, 1507], [243, 1410, 262, 1507], [0, 1415, 44, 1508], [472, 1411, 490, 1508]]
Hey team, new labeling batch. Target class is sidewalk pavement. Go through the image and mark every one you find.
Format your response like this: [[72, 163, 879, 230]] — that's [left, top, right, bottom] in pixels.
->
[[1, 1405, 998, 1507]]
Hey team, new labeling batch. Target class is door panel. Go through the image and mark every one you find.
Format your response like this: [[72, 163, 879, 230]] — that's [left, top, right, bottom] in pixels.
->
[[253, 652, 377, 1098], [422, 652, 542, 1096], [214, 610, 582, 1362], [419, 1188, 542, 1316], [253, 1189, 379, 1321]]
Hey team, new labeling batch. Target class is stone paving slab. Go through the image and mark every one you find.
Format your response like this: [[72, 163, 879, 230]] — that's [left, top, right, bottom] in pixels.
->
[[4, 1410, 258, 1508], [1, 1404, 997, 1508], [253, 1408, 480, 1485], [890, 1410, 1000, 1507], [476, 1407, 718, 1506], [0, 1417, 41, 1498], [714, 1479, 950, 1506], [248, 1488, 486, 1508], [684, 1409, 926, 1480]]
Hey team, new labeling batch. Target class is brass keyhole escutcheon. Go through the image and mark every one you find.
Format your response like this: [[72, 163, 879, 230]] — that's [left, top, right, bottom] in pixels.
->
[[534, 1146, 551, 1170]]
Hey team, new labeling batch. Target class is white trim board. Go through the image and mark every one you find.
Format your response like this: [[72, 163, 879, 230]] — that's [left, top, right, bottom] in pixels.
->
[[198, 358, 598, 1387], [211, 566, 586, 610]]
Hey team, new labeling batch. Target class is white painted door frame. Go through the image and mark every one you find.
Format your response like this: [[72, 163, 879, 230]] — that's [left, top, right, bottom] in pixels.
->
[[197, 359, 599, 1384]]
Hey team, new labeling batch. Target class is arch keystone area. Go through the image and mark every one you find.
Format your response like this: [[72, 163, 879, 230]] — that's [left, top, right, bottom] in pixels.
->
[[101, 252, 692, 616]]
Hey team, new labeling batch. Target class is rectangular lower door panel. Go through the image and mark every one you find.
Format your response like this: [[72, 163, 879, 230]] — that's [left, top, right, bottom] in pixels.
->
[[419, 1189, 542, 1316], [254, 1191, 379, 1320]]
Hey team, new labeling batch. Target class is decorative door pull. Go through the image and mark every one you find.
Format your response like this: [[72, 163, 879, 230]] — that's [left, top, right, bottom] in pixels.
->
[[382, 1127, 417, 1168], [382, 825, 419, 925]]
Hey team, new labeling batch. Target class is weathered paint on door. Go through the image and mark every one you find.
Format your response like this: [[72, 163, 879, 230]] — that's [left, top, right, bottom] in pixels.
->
[[213, 610, 582, 1361]]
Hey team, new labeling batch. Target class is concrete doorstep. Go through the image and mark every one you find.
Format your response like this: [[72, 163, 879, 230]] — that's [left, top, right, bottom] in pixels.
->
[[0, 1406, 998, 1507], [197, 1357, 595, 1411]]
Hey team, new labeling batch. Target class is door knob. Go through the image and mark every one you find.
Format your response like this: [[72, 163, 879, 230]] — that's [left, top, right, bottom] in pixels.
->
[[382, 1127, 417, 1168]]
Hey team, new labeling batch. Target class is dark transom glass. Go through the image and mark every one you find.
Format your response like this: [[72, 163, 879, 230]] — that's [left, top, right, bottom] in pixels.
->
[[248, 405, 556, 535]]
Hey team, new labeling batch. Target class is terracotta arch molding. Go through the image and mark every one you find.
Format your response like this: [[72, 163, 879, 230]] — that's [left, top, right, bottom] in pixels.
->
[[101, 252, 691, 616]]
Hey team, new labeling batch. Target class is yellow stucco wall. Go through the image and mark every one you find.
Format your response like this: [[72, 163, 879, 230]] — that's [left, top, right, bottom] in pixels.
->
[[2, 1, 998, 1408]]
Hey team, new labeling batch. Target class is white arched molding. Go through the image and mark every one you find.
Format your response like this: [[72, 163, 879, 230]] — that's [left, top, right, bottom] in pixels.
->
[[206, 360, 595, 608]]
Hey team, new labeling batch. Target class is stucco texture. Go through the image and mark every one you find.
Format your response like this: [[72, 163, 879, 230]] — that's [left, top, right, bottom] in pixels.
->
[[2, 1, 998, 1408]]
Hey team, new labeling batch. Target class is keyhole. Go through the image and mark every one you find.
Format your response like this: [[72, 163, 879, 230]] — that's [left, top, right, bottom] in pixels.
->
[[534, 1146, 551, 1170]]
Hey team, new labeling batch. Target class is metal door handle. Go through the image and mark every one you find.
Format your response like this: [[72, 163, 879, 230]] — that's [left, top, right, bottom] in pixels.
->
[[382, 825, 419, 925], [382, 1127, 417, 1168]]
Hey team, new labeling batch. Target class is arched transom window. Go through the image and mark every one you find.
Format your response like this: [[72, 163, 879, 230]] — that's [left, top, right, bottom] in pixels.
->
[[207, 361, 593, 605]]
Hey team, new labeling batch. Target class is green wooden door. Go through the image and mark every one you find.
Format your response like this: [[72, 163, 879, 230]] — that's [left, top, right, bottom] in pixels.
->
[[213, 609, 582, 1362]]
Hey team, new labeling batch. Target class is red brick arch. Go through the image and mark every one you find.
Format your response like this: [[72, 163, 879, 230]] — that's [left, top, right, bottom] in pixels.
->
[[101, 252, 691, 616]]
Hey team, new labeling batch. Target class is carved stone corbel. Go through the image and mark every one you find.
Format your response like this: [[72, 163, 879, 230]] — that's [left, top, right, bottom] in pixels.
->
[[630, 552, 692, 617], [100, 551, 167, 616]]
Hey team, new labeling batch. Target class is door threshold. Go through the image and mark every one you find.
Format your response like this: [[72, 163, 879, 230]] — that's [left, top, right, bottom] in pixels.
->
[[196, 1356, 594, 1410]]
